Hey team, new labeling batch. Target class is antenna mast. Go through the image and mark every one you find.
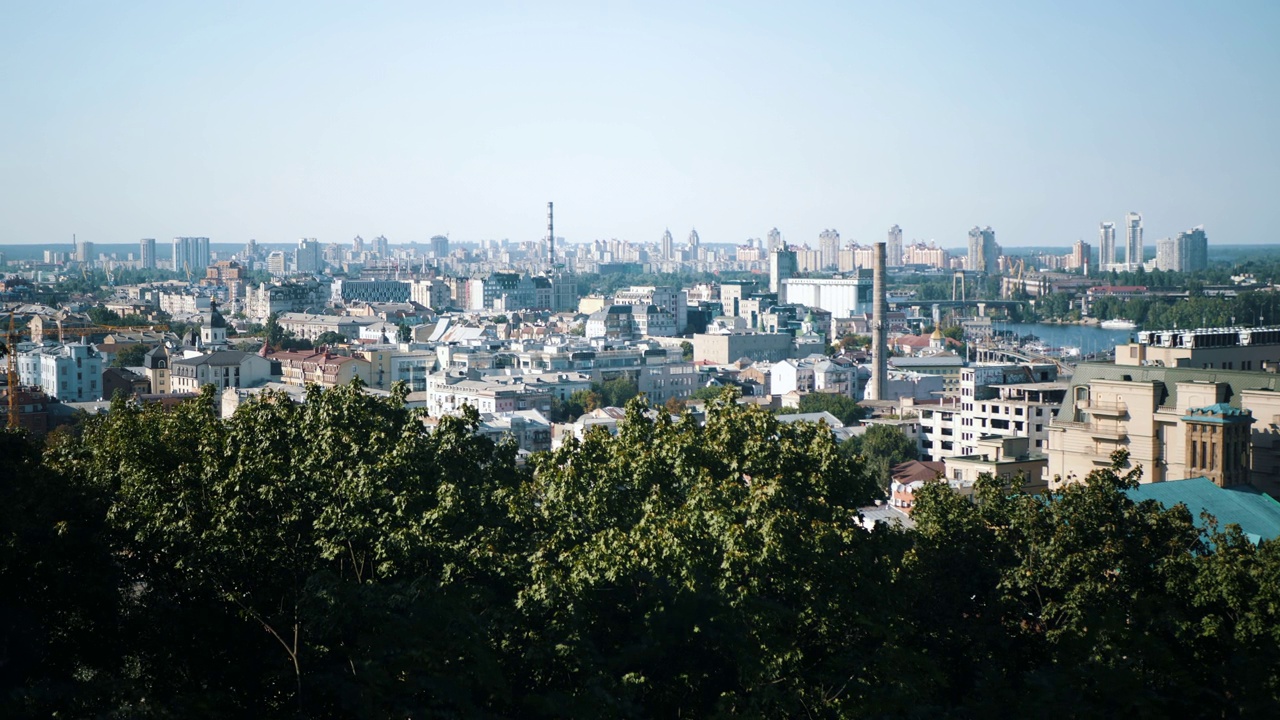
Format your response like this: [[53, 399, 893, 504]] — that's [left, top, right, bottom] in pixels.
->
[[547, 201, 554, 273]]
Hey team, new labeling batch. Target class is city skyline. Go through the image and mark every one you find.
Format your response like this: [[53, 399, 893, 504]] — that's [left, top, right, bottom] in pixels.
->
[[2, 2, 1278, 247]]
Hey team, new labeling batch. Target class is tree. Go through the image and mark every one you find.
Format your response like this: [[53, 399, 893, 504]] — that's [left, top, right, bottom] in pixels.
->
[[265, 312, 284, 349], [859, 423, 917, 468], [777, 392, 865, 425], [396, 323, 412, 343], [110, 344, 149, 368], [691, 384, 731, 401], [680, 340, 694, 361], [663, 395, 686, 415], [517, 395, 888, 716], [597, 375, 640, 408], [313, 331, 347, 347]]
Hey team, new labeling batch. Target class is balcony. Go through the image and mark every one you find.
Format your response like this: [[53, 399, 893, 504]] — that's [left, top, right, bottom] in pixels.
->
[[1081, 399, 1128, 417], [1087, 423, 1126, 440]]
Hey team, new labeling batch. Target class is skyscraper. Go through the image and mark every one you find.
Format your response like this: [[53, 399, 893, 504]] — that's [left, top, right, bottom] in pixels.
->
[[1099, 222, 1117, 268], [140, 238, 156, 269], [1071, 239, 1092, 275], [295, 238, 321, 274], [766, 227, 782, 253], [430, 234, 450, 259], [1126, 212, 1144, 270], [660, 229, 674, 260], [770, 247, 797, 295], [171, 237, 211, 274], [887, 225, 903, 267], [75, 239, 94, 265], [818, 229, 841, 269], [688, 228, 700, 250], [1155, 226, 1208, 273], [967, 226, 999, 273]]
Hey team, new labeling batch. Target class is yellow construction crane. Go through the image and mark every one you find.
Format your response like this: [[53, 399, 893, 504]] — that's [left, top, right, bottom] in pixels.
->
[[4, 312, 18, 429]]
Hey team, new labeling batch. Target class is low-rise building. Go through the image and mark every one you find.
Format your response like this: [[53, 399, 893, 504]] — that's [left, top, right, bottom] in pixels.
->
[[944, 435, 1049, 493], [170, 351, 272, 393]]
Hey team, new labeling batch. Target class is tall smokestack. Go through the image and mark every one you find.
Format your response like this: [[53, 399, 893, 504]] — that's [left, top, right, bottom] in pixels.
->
[[870, 241, 887, 401]]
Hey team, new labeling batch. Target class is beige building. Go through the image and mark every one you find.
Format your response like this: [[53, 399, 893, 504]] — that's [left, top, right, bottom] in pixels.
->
[[1047, 364, 1280, 496], [1117, 327, 1280, 371], [944, 435, 1049, 493]]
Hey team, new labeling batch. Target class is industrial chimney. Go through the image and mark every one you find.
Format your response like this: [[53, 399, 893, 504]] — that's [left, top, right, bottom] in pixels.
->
[[870, 241, 887, 401]]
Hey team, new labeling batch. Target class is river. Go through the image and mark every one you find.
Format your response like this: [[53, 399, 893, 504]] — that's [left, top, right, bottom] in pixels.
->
[[987, 321, 1139, 357]]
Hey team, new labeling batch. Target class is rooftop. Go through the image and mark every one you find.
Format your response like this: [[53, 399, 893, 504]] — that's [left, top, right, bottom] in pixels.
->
[[1127, 477, 1280, 544]]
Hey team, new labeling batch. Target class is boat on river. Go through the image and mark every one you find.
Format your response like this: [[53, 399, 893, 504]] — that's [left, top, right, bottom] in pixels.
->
[[1100, 319, 1138, 330]]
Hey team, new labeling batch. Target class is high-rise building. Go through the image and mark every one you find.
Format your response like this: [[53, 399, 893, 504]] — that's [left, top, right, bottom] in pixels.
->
[[1155, 226, 1208, 273], [373, 235, 390, 258], [770, 248, 797, 295], [266, 251, 288, 276], [430, 234, 450, 259], [75, 239, 95, 265], [902, 241, 949, 268], [660, 229, 674, 260], [295, 238, 321, 274], [140, 238, 156, 269], [767, 227, 782, 253], [967, 226, 999, 273], [1070, 239, 1092, 275], [688, 228, 700, 250], [172, 237, 211, 274], [1125, 212, 1144, 270], [887, 225, 903, 267], [818, 229, 841, 269], [1099, 222, 1117, 268]]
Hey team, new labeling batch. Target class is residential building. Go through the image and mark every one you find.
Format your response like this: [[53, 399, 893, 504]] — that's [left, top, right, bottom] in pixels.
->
[[886, 225, 903, 267], [1154, 226, 1209, 273], [17, 340, 104, 401], [902, 241, 949, 269], [957, 364, 1062, 455], [1117, 327, 1280, 371], [170, 351, 272, 393], [1125, 212, 1143, 269], [140, 238, 156, 269], [944, 435, 1049, 493], [295, 238, 321, 274], [967, 226, 1000, 274], [270, 349, 372, 388], [1046, 363, 1280, 495], [331, 279, 411, 305], [1099, 222, 1117, 269], [770, 356, 856, 398], [692, 332, 797, 365]]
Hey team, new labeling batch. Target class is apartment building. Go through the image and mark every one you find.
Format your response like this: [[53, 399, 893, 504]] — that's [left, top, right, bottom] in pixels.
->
[[1117, 327, 1280, 371], [1047, 363, 1280, 495], [17, 340, 103, 402], [170, 351, 272, 393], [957, 364, 1063, 455]]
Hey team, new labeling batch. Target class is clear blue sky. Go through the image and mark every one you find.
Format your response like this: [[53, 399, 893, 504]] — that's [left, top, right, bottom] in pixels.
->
[[2, 1, 1278, 249]]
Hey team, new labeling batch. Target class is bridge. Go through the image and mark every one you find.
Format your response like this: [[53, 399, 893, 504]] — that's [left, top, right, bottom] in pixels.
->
[[972, 343, 1074, 376]]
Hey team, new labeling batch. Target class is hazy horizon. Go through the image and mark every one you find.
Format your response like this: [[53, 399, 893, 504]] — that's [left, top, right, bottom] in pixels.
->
[[3, 2, 1278, 248]]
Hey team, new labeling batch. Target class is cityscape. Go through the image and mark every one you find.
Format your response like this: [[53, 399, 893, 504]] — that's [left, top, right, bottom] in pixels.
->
[[2, 2, 1280, 717]]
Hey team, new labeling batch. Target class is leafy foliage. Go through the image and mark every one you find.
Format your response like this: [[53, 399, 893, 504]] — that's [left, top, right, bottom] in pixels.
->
[[4, 391, 1280, 716]]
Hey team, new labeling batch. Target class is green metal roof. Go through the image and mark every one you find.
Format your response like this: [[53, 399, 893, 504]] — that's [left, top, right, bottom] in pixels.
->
[[1127, 477, 1280, 544]]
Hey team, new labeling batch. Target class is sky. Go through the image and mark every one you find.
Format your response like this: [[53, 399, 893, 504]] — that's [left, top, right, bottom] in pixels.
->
[[2, 1, 1278, 249]]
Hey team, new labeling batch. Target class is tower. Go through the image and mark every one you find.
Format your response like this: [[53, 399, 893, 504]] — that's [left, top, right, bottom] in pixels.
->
[[140, 238, 156, 269], [1099, 222, 1116, 269], [887, 225, 903, 267], [660, 228, 673, 260], [547, 201, 555, 271], [869, 242, 888, 401], [1126, 212, 1143, 270]]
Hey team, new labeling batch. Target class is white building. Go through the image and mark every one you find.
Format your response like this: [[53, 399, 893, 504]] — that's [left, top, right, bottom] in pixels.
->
[[779, 274, 873, 318], [170, 351, 273, 394], [1125, 212, 1144, 270], [770, 356, 856, 398], [957, 364, 1065, 456], [17, 340, 104, 402]]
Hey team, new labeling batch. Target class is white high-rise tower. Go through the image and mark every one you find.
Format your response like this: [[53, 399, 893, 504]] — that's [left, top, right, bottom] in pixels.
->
[[1126, 213, 1144, 270]]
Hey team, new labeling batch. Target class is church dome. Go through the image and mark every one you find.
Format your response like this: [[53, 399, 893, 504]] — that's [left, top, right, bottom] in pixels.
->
[[930, 328, 944, 340]]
